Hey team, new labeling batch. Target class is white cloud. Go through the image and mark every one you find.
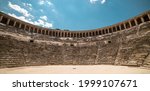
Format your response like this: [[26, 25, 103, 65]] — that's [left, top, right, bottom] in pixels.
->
[[8, 13, 33, 24], [40, 16, 48, 21], [44, 22, 53, 28], [8, 13, 53, 28], [101, 0, 106, 4], [90, 0, 99, 4], [23, 3, 32, 10], [90, 0, 106, 4], [38, 0, 58, 15], [39, 0, 53, 6], [34, 19, 52, 28], [8, 1, 32, 17]]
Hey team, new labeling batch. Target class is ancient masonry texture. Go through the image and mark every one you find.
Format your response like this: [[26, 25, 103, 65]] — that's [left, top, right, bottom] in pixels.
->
[[0, 11, 150, 68]]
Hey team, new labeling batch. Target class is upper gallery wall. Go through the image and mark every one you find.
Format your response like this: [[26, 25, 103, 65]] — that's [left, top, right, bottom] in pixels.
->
[[0, 10, 150, 38]]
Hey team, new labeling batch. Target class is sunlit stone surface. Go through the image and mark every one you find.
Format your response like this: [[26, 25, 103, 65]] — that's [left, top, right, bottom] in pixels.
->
[[0, 11, 150, 71]]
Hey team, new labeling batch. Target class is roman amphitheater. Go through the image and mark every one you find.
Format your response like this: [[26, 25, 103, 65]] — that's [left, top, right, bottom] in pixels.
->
[[0, 10, 150, 74]]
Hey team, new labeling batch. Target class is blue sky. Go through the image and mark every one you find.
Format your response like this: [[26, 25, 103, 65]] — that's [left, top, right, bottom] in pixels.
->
[[0, 0, 150, 31]]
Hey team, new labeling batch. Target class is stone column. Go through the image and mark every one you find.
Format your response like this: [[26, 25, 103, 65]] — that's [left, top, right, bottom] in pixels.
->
[[134, 19, 138, 26], [148, 14, 150, 20], [141, 17, 144, 23], [108, 28, 111, 33], [59, 31, 62, 37], [0, 16, 3, 22], [13, 21, 16, 27], [86, 32, 88, 37], [28, 27, 31, 32], [119, 25, 122, 30], [19, 23, 22, 29], [55, 31, 57, 37], [83, 33, 85, 37], [59, 32, 61, 37], [37, 28, 39, 34], [47, 29, 50, 35], [75, 33, 77, 38], [115, 26, 118, 31], [33, 27, 35, 33], [128, 21, 132, 28], [61, 32, 63, 37], [24, 25, 26, 30], [69, 32, 71, 37], [6, 19, 10, 25], [123, 23, 126, 29], [44, 30, 46, 35], [67, 32, 70, 37]]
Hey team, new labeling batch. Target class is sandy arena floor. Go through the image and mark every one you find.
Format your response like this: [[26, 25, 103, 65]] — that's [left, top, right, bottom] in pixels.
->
[[0, 65, 150, 74]]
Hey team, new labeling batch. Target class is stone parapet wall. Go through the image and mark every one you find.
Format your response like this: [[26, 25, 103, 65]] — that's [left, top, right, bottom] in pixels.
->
[[0, 10, 150, 38]]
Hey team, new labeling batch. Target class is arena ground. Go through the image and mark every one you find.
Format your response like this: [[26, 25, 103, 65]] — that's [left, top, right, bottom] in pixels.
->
[[0, 65, 150, 74]]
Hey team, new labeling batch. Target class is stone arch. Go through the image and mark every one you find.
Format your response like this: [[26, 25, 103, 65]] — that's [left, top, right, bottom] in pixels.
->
[[20, 24, 25, 30], [96, 31, 98, 35], [30, 27, 34, 33], [136, 17, 142, 24], [102, 29, 105, 34], [143, 14, 150, 22], [116, 25, 120, 31], [38, 29, 41, 34], [130, 20, 136, 27], [74, 33, 77, 37], [61, 32, 64, 37], [25, 25, 29, 31], [77, 33, 79, 37], [1, 16, 8, 24], [42, 30, 45, 34], [52, 31, 55, 36], [92, 32, 95, 36], [89, 32, 92, 36], [113, 26, 116, 32], [55, 31, 58, 37], [46, 30, 49, 35], [125, 22, 130, 28], [79, 33, 82, 37], [49, 31, 52, 36], [65, 32, 67, 37], [105, 29, 108, 33], [86, 32, 88, 37], [99, 30, 102, 35], [15, 22, 20, 28], [34, 28, 38, 33], [108, 28, 112, 33], [9, 19, 15, 26], [120, 24, 125, 30], [83, 33, 85, 37], [71, 33, 73, 37]]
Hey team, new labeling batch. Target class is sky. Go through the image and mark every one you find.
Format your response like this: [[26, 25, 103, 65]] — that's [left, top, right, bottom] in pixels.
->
[[0, 0, 150, 31]]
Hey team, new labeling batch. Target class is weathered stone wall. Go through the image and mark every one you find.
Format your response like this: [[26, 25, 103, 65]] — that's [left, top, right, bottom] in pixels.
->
[[0, 21, 150, 68], [0, 11, 150, 68]]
